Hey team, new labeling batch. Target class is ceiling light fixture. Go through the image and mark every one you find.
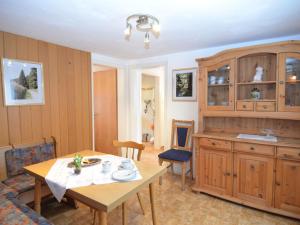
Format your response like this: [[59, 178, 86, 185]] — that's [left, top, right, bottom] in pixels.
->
[[124, 14, 160, 47]]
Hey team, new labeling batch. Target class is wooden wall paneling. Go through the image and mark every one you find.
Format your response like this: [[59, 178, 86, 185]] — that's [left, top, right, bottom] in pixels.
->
[[57, 47, 69, 156], [0, 31, 92, 156], [4, 33, 22, 144], [27, 38, 43, 141], [0, 32, 9, 145], [81, 52, 91, 150], [73, 50, 83, 152], [17, 35, 33, 143], [66, 48, 77, 153], [48, 44, 61, 156], [38, 41, 51, 139]]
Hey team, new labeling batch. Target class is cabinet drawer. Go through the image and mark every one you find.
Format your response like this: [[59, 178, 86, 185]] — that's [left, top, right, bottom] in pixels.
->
[[236, 101, 254, 111], [277, 147, 300, 160], [234, 142, 275, 156], [256, 101, 276, 112], [199, 138, 231, 151]]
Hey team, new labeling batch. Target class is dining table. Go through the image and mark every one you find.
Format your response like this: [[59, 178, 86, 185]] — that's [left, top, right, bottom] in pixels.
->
[[24, 150, 167, 225]]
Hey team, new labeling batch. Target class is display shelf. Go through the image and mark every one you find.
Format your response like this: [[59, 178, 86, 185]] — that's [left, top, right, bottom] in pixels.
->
[[237, 81, 276, 85]]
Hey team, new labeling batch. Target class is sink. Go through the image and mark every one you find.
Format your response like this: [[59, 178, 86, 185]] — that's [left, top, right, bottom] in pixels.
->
[[237, 134, 278, 142]]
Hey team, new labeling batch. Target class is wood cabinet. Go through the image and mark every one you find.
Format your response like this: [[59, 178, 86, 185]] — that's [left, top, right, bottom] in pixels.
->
[[233, 153, 274, 207], [197, 41, 300, 119], [199, 148, 232, 195], [205, 60, 235, 111], [278, 53, 300, 112], [194, 135, 300, 220], [275, 159, 300, 214], [194, 41, 300, 220], [275, 147, 300, 214]]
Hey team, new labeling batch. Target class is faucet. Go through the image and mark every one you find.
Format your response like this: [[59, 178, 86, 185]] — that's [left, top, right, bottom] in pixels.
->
[[261, 129, 274, 137]]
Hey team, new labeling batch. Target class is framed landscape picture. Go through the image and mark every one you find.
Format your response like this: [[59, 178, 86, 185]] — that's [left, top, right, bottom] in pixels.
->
[[172, 68, 197, 101], [2, 58, 44, 106]]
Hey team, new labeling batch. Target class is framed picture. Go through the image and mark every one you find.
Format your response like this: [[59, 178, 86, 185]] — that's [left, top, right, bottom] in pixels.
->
[[172, 68, 197, 101], [2, 58, 44, 106]]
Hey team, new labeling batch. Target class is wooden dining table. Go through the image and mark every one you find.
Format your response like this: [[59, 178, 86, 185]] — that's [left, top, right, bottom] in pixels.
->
[[24, 150, 167, 225]]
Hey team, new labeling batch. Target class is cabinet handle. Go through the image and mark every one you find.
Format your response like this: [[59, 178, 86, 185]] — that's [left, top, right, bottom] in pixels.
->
[[279, 81, 284, 84], [280, 94, 285, 98], [229, 83, 233, 87], [243, 105, 246, 108], [258, 193, 263, 198], [250, 147, 255, 150], [275, 182, 281, 186], [212, 142, 216, 146], [223, 172, 231, 176], [298, 153, 300, 157], [233, 173, 237, 178], [263, 105, 267, 109]]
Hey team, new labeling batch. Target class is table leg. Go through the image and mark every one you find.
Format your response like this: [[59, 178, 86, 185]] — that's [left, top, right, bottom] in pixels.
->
[[122, 202, 127, 225], [98, 210, 107, 225], [149, 183, 157, 225], [34, 178, 42, 214]]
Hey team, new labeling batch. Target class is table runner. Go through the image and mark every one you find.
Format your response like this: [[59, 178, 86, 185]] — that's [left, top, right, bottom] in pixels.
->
[[45, 155, 142, 201]]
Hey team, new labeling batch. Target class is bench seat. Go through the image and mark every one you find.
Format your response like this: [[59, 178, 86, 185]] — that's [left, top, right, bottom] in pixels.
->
[[3, 174, 35, 194], [0, 182, 52, 225]]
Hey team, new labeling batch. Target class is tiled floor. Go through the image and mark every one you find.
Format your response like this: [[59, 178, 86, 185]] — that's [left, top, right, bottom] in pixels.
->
[[43, 145, 300, 225]]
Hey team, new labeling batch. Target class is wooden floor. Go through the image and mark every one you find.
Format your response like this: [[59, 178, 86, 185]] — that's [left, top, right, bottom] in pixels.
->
[[42, 145, 300, 225]]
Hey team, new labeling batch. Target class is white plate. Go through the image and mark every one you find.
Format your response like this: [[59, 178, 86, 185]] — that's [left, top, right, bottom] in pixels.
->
[[112, 169, 136, 181]]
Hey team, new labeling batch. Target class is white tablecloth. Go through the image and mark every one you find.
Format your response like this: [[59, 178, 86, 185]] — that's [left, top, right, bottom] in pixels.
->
[[45, 155, 142, 202]]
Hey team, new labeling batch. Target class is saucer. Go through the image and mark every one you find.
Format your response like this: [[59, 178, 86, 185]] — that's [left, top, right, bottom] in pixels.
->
[[112, 169, 136, 181]]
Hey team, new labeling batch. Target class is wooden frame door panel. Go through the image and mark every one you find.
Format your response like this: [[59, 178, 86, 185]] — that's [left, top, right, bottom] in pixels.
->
[[199, 148, 232, 195], [275, 159, 300, 214], [206, 59, 235, 111], [233, 153, 274, 207], [278, 53, 300, 112]]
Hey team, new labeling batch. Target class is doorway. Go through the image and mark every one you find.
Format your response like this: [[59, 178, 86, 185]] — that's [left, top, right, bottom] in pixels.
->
[[140, 66, 165, 159], [93, 64, 118, 155], [142, 75, 156, 145]]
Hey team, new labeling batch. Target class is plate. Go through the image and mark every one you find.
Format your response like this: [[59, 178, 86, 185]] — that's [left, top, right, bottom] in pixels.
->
[[112, 169, 136, 181], [67, 158, 101, 168]]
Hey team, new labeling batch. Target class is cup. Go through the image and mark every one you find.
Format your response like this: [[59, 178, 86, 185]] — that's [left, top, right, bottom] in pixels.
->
[[217, 77, 224, 84], [121, 159, 133, 169], [102, 161, 112, 173], [209, 76, 216, 84]]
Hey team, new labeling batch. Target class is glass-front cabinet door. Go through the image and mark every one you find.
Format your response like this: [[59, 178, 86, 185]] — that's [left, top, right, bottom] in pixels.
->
[[278, 53, 300, 112], [206, 60, 234, 110]]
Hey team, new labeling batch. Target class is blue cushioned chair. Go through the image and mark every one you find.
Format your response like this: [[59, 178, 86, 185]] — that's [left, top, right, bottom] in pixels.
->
[[158, 119, 194, 190]]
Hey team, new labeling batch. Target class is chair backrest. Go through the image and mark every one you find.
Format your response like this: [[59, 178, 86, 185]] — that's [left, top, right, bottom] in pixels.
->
[[112, 140, 145, 161], [170, 119, 194, 151], [5, 137, 56, 178]]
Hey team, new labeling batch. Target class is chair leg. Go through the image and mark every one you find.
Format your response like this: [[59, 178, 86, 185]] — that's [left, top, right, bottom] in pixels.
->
[[136, 192, 145, 215], [158, 158, 163, 185], [190, 158, 193, 180], [181, 162, 186, 191]]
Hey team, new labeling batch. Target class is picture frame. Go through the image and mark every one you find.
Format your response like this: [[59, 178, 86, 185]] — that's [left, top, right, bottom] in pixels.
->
[[2, 58, 44, 106], [172, 67, 197, 101]]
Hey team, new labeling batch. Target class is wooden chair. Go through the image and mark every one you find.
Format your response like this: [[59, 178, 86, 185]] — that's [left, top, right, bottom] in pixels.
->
[[92, 140, 145, 225], [158, 119, 194, 190]]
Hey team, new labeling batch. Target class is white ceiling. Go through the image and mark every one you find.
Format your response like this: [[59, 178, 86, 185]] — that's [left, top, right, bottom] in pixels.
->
[[1, 0, 300, 59]]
